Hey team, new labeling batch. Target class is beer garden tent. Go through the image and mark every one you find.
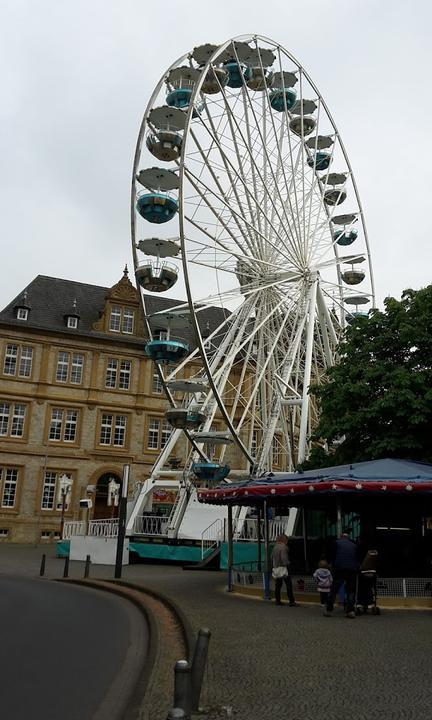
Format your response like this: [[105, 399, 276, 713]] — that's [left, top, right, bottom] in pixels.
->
[[198, 459, 432, 578]]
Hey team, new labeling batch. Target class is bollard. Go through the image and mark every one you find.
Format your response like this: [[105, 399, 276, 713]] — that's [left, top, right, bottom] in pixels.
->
[[173, 660, 191, 716], [39, 553, 46, 577], [84, 554, 90, 578], [63, 555, 69, 578], [166, 709, 188, 720], [191, 628, 211, 711]]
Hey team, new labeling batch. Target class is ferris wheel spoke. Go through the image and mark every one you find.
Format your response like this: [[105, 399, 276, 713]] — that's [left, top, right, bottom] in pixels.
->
[[222, 56, 306, 268], [204, 67, 306, 268], [199, 97, 267, 257], [188, 125, 260, 256], [183, 164, 299, 268]]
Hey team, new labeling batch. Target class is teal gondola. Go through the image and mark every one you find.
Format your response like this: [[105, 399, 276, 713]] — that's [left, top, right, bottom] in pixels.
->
[[136, 193, 178, 224]]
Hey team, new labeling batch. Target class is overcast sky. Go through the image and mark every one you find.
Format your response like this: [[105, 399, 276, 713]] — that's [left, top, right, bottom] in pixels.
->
[[2, 0, 431, 310]]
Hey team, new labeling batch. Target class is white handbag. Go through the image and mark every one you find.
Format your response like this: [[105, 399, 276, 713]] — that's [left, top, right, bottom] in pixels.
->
[[272, 566, 288, 579]]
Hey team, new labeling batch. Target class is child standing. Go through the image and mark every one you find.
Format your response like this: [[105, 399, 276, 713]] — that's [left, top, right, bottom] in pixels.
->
[[313, 558, 333, 605]]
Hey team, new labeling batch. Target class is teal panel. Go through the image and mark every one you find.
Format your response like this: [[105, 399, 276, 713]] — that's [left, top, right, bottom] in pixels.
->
[[56, 540, 70, 558], [129, 542, 203, 563], [220, 542, 268, 570]]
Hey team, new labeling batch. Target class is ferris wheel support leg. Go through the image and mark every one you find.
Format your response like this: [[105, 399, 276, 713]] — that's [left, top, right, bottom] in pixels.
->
[[126, 428, 185, 535], [316, 285, 338, 347], [298, 278, 318, 466]]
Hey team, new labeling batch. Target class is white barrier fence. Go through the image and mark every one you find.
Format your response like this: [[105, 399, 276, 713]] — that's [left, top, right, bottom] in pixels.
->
[[63, 518, 119, 539], [133, 514, 169, 536], [231, 518, 289, 542]]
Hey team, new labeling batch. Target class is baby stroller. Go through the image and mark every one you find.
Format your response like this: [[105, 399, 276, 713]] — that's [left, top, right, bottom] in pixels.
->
[[355, 550, 380, 615]]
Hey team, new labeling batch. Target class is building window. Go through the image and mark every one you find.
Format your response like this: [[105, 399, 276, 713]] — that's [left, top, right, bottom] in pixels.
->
[[55, 351, 84, 384], [152, 372, 163, 394], [41, 471, 72, 511], [251, 430, 258, 458], [17, 308, 29, 321], [105, 358, 131, 390], [99, 414, 127, 447], [122, 309, 134, 334], [109, 306, 135, 334], [147, 418, 171, 450], [67, 316, 78, 329], [3, 344, 33, 378], [161, 420, 171, 449], [1, 468, 18, 508], [109, 306, 121, 332], [153, 329, 168, 341], [148, 418, 160, 449], [272, 437, 281, 467], [0, 402, 26, 438], [48, 408, 78, 443], [0, 529, 9, 538]]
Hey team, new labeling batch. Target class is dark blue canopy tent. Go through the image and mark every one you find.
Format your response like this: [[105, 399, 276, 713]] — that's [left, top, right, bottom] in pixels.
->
[[199, 459, 432, 576]]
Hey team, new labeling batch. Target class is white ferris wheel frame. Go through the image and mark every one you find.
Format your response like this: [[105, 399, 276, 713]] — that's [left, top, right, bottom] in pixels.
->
[[131, 34, 375, 474]]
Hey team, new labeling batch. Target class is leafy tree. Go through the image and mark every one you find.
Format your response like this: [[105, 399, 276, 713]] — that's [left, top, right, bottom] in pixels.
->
[[306, 286, 432, 468]]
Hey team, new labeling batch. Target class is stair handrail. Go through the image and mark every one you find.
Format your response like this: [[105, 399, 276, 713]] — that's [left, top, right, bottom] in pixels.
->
[[201, 518, 224, 559]]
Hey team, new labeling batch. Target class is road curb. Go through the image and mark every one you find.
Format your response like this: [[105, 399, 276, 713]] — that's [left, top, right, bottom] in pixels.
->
[[58, 578, 194, 719]]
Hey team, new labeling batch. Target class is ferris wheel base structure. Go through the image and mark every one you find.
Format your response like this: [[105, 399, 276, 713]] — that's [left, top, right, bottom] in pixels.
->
[[128, 35, 374, 543]]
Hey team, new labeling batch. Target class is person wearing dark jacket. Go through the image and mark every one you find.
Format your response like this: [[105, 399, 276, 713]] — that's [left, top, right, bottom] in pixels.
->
[[324, 528, 359, 618], [272, 534, 297, 606]]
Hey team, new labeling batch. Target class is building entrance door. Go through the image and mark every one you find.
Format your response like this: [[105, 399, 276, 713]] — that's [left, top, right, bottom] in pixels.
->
[[93, 473, 121, 520]]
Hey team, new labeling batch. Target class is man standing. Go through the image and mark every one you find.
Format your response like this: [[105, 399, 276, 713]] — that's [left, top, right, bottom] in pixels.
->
[[324, 527, 359, 618]]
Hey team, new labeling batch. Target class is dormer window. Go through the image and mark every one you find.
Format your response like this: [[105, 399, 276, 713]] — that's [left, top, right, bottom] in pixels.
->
[[17, 308, 29, 321], [14, 290, 31, 321], [109, 306, 135, 334], [64, 299, 80, 330]]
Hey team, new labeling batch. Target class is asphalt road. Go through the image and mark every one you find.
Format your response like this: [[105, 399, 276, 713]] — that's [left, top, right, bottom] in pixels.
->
[[0, 576, 148, 720]]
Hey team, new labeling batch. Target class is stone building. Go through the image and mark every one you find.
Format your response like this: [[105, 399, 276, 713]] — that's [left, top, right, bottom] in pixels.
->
[[0, 269, 209, 543]]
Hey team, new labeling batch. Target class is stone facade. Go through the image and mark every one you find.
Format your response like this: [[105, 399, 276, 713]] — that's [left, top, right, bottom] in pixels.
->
[[0, 269, 285, 543], [0, 271, 197, 543]]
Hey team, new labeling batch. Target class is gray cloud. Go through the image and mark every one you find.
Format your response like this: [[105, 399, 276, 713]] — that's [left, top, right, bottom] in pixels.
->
[[1, 0, 431, 308]]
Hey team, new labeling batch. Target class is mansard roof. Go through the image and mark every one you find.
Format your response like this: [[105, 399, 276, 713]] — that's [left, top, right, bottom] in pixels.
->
[[0, 274, 229, 348]]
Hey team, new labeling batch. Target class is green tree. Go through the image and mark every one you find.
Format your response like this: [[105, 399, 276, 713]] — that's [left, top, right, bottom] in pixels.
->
[[307, 286, 432, 468]]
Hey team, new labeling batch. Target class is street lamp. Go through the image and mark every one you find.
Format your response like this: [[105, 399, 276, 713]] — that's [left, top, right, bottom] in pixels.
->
[[57, 474, 72, 539], [107, 477, 120, 518]]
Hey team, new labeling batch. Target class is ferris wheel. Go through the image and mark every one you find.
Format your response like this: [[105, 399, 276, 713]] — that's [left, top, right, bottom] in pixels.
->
[[131, 34, 375, 478]]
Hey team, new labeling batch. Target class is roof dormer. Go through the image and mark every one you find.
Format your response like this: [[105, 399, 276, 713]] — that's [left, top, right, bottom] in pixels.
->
[[64, 299, 81, 330], [14, 290, 31, 321]]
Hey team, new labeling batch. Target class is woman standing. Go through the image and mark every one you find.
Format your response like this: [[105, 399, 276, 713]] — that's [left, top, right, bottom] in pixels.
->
[[272, 534, 297, 606]]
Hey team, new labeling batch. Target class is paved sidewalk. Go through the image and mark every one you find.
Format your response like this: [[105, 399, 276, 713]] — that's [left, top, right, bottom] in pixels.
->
[[2, 545, 431, 719]]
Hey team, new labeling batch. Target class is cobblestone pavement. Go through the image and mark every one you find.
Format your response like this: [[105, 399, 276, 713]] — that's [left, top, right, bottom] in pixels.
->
[[2, 545, 432, 720]]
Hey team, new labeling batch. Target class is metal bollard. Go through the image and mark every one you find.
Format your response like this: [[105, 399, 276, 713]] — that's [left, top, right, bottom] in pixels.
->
[[63, 555, 69, 578], [166, 709, 188, 720], [191, 628, 211, 711], [39, 553, 46, 577], [173, 660, 191, 716], [84, 554, 90, 578]]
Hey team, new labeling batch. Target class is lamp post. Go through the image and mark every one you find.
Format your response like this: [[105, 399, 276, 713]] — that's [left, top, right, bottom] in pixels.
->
[[115, 464, 130, 579], [58, 474, 72, 540]]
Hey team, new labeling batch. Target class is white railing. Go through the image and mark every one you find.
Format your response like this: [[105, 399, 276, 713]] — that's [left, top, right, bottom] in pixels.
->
[[231, 518, 289, 542], [88, 518, 119, 538], [62, 521, 85, 539], [201, 518, 224, 559], [133, 514, 169, 536], [62, 518, 119, 539]]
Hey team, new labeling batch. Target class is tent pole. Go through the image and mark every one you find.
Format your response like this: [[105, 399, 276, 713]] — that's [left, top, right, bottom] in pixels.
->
[[257, 505, 262, 572], [263, 500, 270, 600], [227, 505, 233, 592], [302, 507, 309, 572], [336, 501, 342, 538]]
